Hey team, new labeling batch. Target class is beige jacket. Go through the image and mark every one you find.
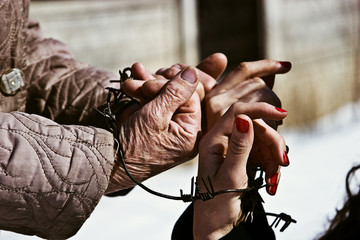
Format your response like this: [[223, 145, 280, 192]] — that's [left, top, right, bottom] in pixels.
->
[[0, 0, 119, 238]]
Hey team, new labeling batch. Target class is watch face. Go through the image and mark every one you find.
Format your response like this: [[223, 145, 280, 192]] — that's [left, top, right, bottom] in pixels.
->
[[0, 68, 25, 96]]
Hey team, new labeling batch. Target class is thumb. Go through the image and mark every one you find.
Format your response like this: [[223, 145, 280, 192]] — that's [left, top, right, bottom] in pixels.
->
[[196, 53, 227, 93], [197, 52, 227, 79], [145, 67, 199, 124], [222, 115, 254, 180]]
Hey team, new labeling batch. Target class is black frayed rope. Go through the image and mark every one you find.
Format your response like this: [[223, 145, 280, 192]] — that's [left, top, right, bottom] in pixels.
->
[[97, 68, 296, 231]]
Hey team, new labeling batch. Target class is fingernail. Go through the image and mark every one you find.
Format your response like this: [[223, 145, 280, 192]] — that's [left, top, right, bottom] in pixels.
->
[[286, 145, 290, 154], [270, 173, 278, 185], [275, 107, 287, 113], [180, 67, 197, 84], [269, 185, 278, 195], [279, 61, 292, 69], [236, 118, 249, 133], [171, 64, 182, 69], [283, 151, 290, 165], [156, 67, 167, 74]]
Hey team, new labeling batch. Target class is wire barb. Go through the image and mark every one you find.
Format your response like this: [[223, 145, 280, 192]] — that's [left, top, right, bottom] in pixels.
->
[[268, 212, 297, 232]]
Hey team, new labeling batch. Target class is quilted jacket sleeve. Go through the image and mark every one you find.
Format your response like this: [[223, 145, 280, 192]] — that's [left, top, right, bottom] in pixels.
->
[[24, 20, 120, 129], [0, 112, 115, 239]]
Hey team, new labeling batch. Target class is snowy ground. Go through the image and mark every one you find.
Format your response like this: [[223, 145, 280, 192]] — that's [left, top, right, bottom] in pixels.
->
[[2, 102, 360, 240]]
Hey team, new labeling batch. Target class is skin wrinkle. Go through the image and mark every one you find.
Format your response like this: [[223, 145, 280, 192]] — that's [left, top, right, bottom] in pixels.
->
[[159, 82, 187, 114], [114, 109, 196, 187]]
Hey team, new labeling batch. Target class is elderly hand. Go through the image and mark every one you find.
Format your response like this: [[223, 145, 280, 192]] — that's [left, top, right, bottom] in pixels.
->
[[106, 67, 202, 193], [193, 101, 287, 239]]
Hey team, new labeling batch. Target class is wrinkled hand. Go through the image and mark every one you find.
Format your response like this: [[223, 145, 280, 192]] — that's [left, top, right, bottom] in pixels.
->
[[193, 101, 286, 239], [106, 67, 202, 193]]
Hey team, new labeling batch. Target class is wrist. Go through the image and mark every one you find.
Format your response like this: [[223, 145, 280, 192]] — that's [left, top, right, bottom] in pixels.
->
[[105, 153, 136, 194]]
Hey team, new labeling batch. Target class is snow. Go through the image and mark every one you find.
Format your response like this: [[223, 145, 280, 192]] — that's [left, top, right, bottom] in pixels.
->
[[2, 102, 360, 240]]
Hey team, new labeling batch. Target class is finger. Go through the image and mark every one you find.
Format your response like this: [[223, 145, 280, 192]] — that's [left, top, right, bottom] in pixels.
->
[[210, 102, 288, 141], [267, 168, 281, 195], [196, 52, 227, 79], [253, 119, 289, 167], [157, 64, 214, 98], [212, 77, 270, 111], [131, 62, 156, 80], [155, 64, 183, 79], [238, 89, 282, 111], [195, 53, 227, 94], [142, 78, 205, 101], [249, 140, 282, 196], [220, 115, 254, 187], [252, 119, 288, 195], [121, 79, 147, 102], [143, 67, 199, 126], [218, 59, 292, 90], [157, 53, 225, 94], [142, 79, 168, 98]]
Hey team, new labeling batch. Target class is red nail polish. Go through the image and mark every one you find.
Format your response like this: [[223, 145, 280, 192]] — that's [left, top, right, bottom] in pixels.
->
[[236, 118, 249, 133], [275, 107, 287, 113], [283, 151, 290, 165], [270, 173, 278, 185], [269, 185, 278, 195], [279, 61, 292, 69]]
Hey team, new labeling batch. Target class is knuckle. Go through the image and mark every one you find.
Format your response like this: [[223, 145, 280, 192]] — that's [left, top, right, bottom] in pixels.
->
[[250, 77, 266, 88], [200, 135, 226, 155], [263, 58, 274, 66], [166, 67, 181, 78], [230, 102, 245, 114], [163, 84, 185, 104], [206, 96, 222, 112], [229, 135, 251, 155], [235, 62, 249, 72]]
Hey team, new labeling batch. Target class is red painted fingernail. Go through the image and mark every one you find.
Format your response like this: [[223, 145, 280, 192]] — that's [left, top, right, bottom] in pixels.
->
[[279, 61, 292, 69], [283, 151, 290, 165], [275, 107, 287, 113], [269, 185, 278, 195], [270, 173, 278, 185], [236, 118, 249, 133]]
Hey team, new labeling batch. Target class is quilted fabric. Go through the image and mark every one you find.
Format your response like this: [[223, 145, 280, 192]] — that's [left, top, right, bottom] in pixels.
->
[[0, 0, 122, 238], [0, 112, 115, 238]]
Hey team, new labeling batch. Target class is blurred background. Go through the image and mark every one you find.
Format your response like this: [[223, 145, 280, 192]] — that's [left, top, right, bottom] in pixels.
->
[[2, 0, 360, 239]]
